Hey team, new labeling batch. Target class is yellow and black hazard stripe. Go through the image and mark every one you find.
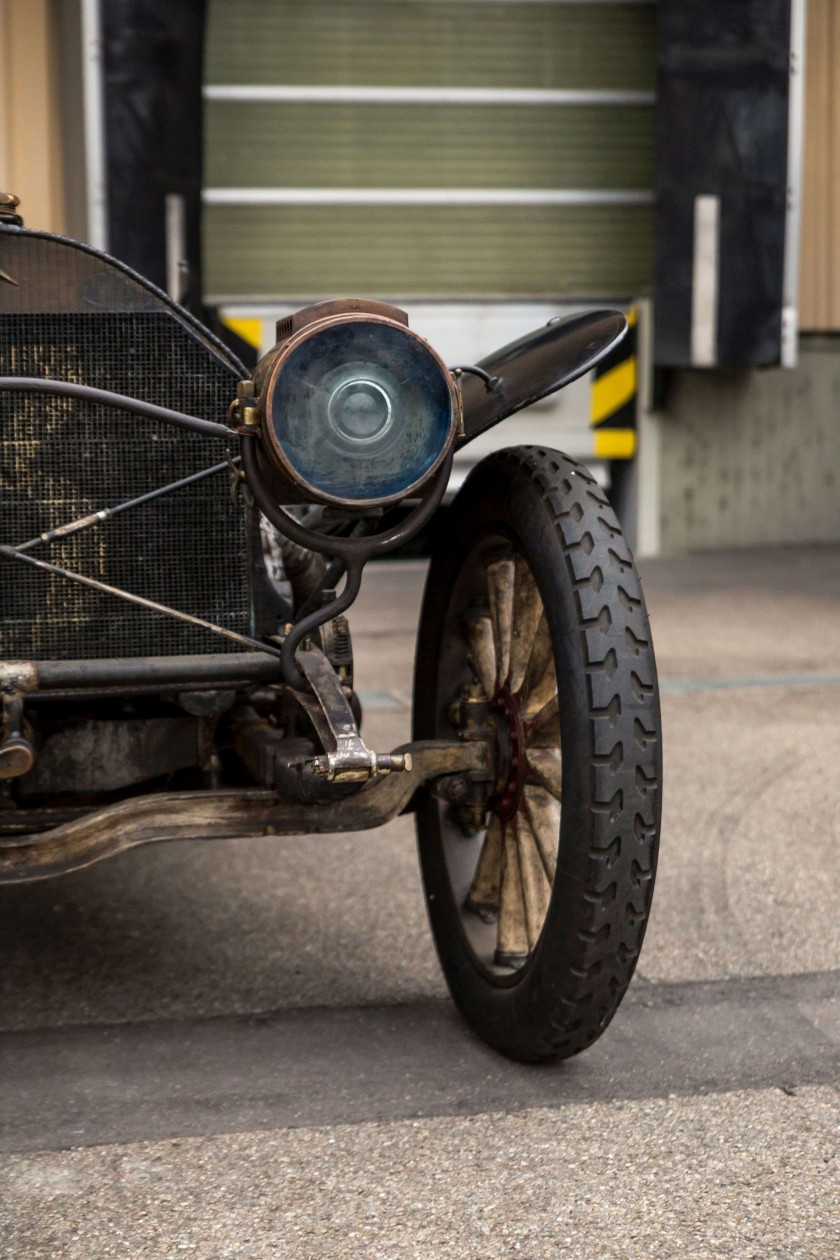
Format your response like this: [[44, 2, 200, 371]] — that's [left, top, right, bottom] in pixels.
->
[[590, 307, 637, 459], [220, 315, 263, 353]]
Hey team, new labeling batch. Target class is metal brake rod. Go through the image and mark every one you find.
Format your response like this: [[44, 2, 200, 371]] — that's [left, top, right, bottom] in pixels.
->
[[0, 377, 233, 438], [14, 458, 240, 552], [0, 545, 285, 661]]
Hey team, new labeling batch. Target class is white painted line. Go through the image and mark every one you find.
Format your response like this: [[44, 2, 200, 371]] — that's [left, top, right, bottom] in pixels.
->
[[203, 85, 655, 106], [369, 674, 840, 705], [690, 193, 720, 367], [781, 0, 806, 368], [662, 671, 840, 694], [203, 187, 654, 207]]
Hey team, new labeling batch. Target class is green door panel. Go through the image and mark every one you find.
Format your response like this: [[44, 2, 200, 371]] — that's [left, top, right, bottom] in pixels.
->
[[206, 1, 656, 91], [203, 204, 653, 300], [206, 102, 655, 191]]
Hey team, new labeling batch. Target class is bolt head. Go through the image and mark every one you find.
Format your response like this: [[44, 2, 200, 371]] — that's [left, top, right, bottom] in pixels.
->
[[0, 737, 34, 781]]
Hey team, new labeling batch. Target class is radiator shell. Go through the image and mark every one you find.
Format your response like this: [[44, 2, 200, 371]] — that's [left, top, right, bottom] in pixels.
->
[[0, 227, 251, 661]]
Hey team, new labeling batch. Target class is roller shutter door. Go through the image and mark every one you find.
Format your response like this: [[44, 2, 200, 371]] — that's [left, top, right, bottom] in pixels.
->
[[203, 0, 656, 303]]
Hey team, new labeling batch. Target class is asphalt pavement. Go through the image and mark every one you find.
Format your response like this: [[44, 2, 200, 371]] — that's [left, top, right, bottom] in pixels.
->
[[1, 545, 839, 1257]]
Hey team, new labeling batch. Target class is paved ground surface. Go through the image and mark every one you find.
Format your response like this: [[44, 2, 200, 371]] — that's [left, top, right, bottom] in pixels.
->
[[1, 545, 839, 1256]]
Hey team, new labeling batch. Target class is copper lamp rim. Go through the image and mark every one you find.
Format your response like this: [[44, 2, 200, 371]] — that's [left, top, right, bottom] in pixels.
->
[[260, 310, 460, 509]]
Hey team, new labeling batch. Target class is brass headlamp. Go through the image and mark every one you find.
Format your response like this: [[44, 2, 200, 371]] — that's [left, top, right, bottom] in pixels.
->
[[252, 299, 459, 508]]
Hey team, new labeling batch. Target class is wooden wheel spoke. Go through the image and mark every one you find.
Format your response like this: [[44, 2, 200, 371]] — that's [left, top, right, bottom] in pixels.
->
[[466, 615, 496, 700], [486, 558, 515, 689], [508, 558, 544, 695], [495, 821, 528, 964], [525, 747, 563, 801], [516, 812, 553, 948], [527, 694, 561, 748], [458, 552, 563, 971], [464, 815, 503, 921], [520, 614, 557, 717], [523, 785, 560, 880]]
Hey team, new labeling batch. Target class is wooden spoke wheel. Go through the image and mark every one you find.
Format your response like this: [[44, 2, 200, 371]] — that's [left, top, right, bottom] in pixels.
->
[[414, 448, 662, 1063]]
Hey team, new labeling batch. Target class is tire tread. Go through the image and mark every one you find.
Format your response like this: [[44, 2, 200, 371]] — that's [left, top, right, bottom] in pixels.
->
[[479, 447, 661, 1061], [414, 445, 662, 1063]]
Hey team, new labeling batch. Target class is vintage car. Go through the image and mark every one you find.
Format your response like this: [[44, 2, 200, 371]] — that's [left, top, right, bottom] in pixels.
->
[[0, 193, 661, 1062]]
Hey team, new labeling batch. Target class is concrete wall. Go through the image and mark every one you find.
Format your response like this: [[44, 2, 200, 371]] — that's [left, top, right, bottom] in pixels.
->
[[656, 337, 840, 553]]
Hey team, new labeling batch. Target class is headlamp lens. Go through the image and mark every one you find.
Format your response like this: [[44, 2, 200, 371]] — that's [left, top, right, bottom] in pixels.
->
[[269, 320, 454, 504], [328, 378, 393, 444]]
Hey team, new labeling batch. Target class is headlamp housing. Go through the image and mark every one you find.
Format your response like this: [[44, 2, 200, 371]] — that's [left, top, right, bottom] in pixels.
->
[[253, 300, 459, 508]]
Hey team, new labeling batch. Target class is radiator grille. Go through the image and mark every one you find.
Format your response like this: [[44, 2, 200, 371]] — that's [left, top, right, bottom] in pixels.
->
[[0, 231, 250, 661]]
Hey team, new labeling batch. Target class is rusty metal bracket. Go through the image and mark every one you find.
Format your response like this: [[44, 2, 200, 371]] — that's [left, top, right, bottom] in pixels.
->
[[0, 663, 37, 781], [0, 692, 35, 781], [229, 378, 261, 436], [449, 365, 503, 395], [0, 738, 488, 884], [295, 646, 409, 782], [0, 662, 38, 695]]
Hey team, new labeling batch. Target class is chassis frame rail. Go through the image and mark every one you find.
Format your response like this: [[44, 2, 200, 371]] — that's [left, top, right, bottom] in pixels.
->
[[0, 739, 487, 883]]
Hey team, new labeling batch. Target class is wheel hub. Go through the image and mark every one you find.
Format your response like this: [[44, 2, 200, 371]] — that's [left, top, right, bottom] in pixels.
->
[[491, 688, 526, 822]]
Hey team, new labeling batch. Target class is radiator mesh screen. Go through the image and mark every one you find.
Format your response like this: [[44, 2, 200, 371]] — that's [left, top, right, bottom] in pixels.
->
[[0, 238, 250, 660]]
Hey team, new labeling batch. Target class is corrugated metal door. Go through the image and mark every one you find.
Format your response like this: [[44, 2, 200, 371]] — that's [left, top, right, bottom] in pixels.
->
[[203, 0, 656, 303]]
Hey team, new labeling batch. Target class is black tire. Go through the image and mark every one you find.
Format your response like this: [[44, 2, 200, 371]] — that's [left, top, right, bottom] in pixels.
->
[[413, 447, 662, 1063]]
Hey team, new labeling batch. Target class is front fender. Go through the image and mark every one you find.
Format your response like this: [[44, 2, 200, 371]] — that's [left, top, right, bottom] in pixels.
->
[[456, 309, 628, 448]]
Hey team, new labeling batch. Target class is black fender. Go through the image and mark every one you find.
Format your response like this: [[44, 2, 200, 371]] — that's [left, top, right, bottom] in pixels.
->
[[456, 309, 628, 449]]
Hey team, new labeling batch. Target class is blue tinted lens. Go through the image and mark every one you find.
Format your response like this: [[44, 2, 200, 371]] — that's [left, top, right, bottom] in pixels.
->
[[270, 321, 453, 503], [328, 380, 393, 444]]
